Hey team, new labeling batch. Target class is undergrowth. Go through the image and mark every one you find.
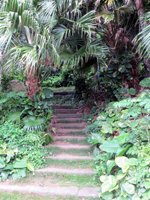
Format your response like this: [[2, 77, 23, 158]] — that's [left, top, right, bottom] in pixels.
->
[[88, 88, 150, 199]]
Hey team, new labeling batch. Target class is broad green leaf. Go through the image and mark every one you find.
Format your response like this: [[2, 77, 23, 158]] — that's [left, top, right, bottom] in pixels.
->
[[115, 133, 129, 144], [100, 175, 107, 182], [13, 159, 27, 169], [116, 173, 126, 181], [122, 182, 135, 194], [115, 156, 129, 173], [0, 158, 5, 169], [107, 160, 116, 174], [12, 169, 26, 180], [144, 181, 150, 189], [101, 175, 117, 193], [100, 140, 121, 153], [100, 192, 113, 200], [7, 112, 21, 122], [139, 77, 150, 88], [128, 88, 136, 95], [128, 158, 138, 166], [101, 123, 113, 134]]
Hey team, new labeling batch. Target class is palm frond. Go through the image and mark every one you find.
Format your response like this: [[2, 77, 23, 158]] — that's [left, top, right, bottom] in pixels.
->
[[61, 41, 109, 68], [4, 44, 39, 73], [38, 0, 56, 20], [135, 12, 150, 58]]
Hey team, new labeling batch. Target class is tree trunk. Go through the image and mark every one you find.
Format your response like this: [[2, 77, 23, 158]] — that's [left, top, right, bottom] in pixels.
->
[[26, 71, 41, 100], [134, 0, 145, 30]]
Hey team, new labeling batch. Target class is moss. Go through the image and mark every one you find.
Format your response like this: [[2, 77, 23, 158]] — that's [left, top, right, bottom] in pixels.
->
[[46, 158, 94, 169]]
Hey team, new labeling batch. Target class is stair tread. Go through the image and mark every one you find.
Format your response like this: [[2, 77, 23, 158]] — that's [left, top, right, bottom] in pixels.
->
[[54, 135, 87, 140], [37, 167, 94, 175], [0, 184, 99, 198], [55, 114, 83, 118], [54, 122, 85, 126], [49, 143, 90, 149], [47, 153, 93, 160]]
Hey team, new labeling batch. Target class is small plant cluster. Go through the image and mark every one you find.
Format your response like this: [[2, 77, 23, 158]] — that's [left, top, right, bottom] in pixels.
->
[[0, 91, 53, 180], [88, 88, 150, 199], [0, 122, 46, 180], [42, 68, 75, 88], [0, 91, 53, 131]]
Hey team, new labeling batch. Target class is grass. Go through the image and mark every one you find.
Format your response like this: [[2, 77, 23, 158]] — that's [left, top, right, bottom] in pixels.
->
[[14, 173, 98, 187], [0, 192, 99, 200]]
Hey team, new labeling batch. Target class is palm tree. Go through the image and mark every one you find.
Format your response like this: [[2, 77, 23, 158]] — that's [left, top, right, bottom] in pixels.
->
[[136, 12, 150, 58], [0, 0, 108, 97], [135, 12, 150, 75], [0, 0, 56, 98], [38, 0, 108, 69]]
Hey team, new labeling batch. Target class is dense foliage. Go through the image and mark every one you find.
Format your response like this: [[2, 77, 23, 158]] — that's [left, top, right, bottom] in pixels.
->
[[0, 0, 149, 193], [0, 122, 45, 180], [0, 91, 53, 180], [88, 83, 150, 199], [0, 91, 53, 130]]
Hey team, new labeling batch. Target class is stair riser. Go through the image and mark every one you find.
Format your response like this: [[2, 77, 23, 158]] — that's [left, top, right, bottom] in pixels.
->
[[54, 109, 80, 114], [56, 114, 83, 118], [36, 170, 94, 175], [54, 139, 87, 145], [55, 119, 85, 123], [53, 106, 77, 109], [53, 122, 86, 127], [54, 126, 85, 129], [55, 129, 86, 134], [54, 133, 87, 136], [46, 147, 91, 156], [49, 145, 90, 150], [46, 157, 93, 161]]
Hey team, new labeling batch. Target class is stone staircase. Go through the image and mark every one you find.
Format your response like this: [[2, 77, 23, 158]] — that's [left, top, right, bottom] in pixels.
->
[[0, 101, 100, 199]]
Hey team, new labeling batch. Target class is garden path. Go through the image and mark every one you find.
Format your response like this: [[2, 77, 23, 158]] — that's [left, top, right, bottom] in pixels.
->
[[0, 92, 100, 200]]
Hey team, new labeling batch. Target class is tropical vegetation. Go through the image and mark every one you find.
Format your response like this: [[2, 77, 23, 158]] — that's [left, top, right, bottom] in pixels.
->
[[0, 0, 149, 199]]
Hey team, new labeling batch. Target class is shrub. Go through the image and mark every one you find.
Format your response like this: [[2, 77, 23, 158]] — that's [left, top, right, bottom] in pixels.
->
[[88, 90, 150, 199], [0, 122, 46, 181]]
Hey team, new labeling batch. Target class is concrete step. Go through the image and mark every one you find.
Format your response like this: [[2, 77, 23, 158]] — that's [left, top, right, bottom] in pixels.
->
[[55, 118, 85, 123], [0, 185, 99, 198], [55, 128, 86, 135], [54, 135, 88, 145], [53, 105, 77, 109], [46, 146, 92, 157], [54, 135, 87, 140], [55, 113, 83, 118], [48, 142, 91, 150], [47, 153, 93, 161], [36, 167, 94, 175], [54, 109, 81, 114], [54, 123, 86, 129]]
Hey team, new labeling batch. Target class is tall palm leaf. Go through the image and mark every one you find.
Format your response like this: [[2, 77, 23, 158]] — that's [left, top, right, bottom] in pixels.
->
[[135, 12, 150, 58], [39, 0, 108, 69]]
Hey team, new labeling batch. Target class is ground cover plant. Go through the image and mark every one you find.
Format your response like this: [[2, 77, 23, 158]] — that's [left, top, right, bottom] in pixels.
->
[[0, 90, 53, 180], [0, 122, 46, 180], [88, 80, 150, 199]]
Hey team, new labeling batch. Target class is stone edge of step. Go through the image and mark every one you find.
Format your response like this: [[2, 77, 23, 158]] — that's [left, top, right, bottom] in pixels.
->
[[0, 185, 100, 198]]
